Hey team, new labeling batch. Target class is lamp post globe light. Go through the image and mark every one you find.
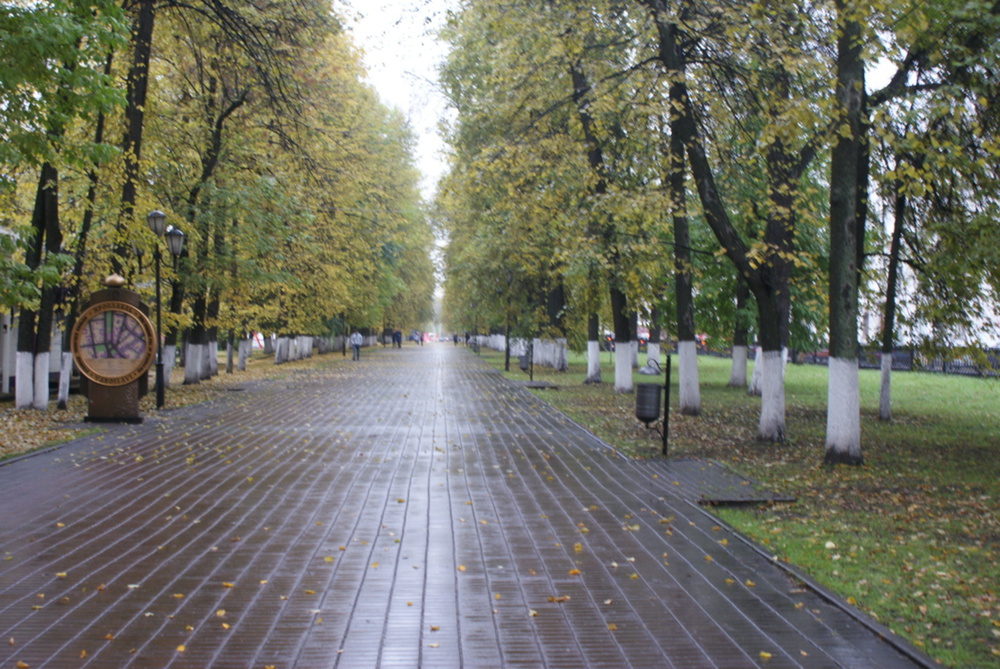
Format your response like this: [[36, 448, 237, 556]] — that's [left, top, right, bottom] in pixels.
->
[[147, 209, 166, 236], [146, 210, 184, 409], [165, 226, 185, 257]]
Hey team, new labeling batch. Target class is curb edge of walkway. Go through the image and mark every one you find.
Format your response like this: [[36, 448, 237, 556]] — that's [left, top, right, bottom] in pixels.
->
[[689, 502, 941, 669]]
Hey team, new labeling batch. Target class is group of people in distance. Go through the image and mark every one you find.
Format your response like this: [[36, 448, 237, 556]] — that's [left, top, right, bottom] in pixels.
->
[[350, 328, 419, 361]]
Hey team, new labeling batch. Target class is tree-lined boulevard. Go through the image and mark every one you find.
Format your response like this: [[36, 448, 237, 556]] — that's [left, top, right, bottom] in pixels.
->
[[2, 1, 999, 666]]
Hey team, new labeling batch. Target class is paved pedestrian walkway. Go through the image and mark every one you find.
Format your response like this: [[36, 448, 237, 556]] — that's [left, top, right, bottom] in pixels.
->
[[1, 345, 931, 668]]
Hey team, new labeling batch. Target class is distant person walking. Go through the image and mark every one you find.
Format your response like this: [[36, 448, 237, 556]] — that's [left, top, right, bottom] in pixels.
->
[[350, 330, 363, 361]]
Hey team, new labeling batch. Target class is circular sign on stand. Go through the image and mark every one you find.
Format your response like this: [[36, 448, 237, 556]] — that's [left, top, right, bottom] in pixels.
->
[[70, 276, 156, 423], [71, 300, 157, 387]]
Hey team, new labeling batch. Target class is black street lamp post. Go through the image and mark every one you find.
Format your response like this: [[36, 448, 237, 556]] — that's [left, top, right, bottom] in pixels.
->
[[147, 210, 185, 409]]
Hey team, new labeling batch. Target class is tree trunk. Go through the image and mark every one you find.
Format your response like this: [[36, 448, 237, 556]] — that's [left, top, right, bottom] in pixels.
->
[[555, 338, 568, 372], [165, 262, 185, 364], [112, 0, 155, 274], [184, 294, 209, 384], [16, 162, 62, 410], [649, 11, 787, 439], [879, 176, 906, 421], [570, 60, 629, 389], [729, 280, 749, 388], [226, 331, 235, 373], [730, 345, 748, 388], [586, 314, 601, 384], [825, 1, 865, 465], [274, 336, 289, 364], [647, 306, 661, 368], [628, 312, 639, 369], [752, 294, 785, 439], [237, 336, 250, 371], [610, 286, 633, 393], [879, 353, 892, 421], [677, 340, 700, 414], [163, 343, 177, 385], [748, 344, 763, 396], [758, 350, 786, 442], [207, 339, 218, 378], [206, 296, 219, 378], [614, 346, 633, 394], [670, 105, 699, 415], [184, 341, 204, 385], [57, 352, 73, 409]]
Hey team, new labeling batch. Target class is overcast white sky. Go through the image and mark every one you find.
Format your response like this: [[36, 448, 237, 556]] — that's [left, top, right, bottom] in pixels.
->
[[339, 0, 455, 200]]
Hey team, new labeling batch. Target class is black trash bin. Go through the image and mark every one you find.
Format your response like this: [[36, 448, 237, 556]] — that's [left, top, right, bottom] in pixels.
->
[[519, 354, 529, 371], [635, 383, 661, 425]]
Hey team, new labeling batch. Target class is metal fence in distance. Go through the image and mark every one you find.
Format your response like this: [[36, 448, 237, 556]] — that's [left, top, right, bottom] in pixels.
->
[[796, 347, 1000, 379]]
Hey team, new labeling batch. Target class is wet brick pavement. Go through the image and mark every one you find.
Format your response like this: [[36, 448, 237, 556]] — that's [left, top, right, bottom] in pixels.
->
[[0, 345, 932, 668]]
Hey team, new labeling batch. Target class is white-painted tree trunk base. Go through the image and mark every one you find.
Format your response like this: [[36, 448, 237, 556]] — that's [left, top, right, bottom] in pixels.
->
[[163, 345, 177, 387], [33, 352, 49, 410], [0, 312, 13, 394], [208, 341, 219, 377], [15, 352, 34, 409], [510, 338, 525, 357], [729, 345, 748, 387], [200, 344, 213, 380], [646, 342, 660, 369], [614, 345, 633, 393], [237, 339, 250, 371], [629, 340, 639, 368], [537, 339, 548, 367], [554, 338, 568, 371], [757, 350, 786, 441], [747, 346, 763, 396], [57, 352, 73, 409], [678, 340, 700, 415], [184, 343, 204, 384], [879, 353, 892, 421], [585, 340, 601, 384], [826, 357, 862, 463]]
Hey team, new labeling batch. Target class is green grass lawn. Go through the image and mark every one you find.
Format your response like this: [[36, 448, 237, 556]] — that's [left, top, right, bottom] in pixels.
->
[[479, 346, 1000, 668]]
